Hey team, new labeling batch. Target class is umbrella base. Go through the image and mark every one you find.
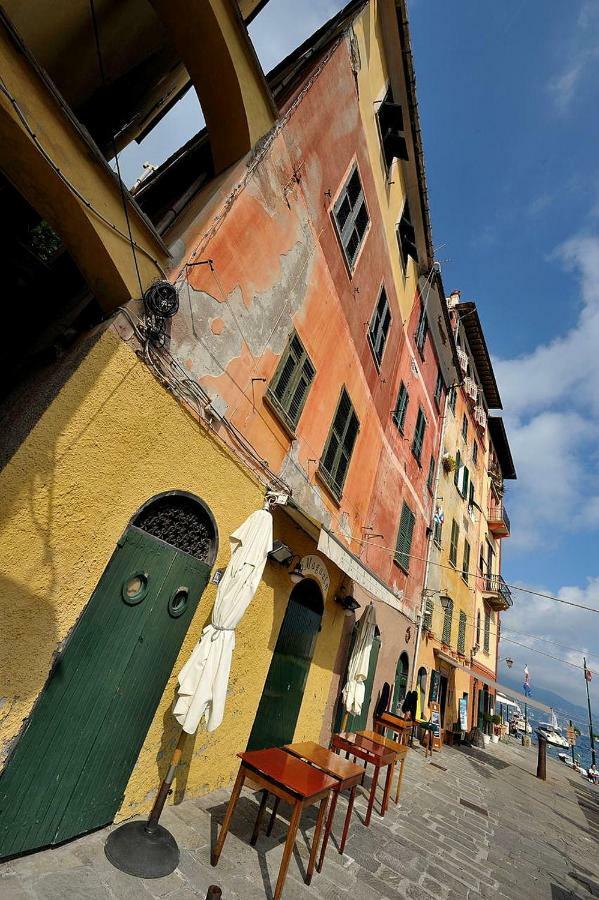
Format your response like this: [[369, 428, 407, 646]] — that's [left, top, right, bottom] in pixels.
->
[[104, 821, 179, 878]]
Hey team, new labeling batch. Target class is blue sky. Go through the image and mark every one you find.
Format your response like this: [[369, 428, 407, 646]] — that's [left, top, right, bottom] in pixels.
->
[[119, 1, 599, 709]]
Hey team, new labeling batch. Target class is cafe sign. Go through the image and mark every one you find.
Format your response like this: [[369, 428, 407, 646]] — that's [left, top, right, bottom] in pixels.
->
[[299, 555, 330, 597]]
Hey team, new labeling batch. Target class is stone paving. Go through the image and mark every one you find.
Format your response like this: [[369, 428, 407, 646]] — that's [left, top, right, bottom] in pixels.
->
[[1, 738, 598, 899]]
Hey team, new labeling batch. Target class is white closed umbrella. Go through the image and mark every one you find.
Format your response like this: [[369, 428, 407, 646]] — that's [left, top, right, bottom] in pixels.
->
[[173, 506, 273, 734], [341, 603, 376, 719]]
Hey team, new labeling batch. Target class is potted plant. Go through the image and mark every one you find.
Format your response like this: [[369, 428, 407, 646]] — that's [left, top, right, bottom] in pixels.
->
[[442, 454, 456, 474], [482, 712, 493, 746]]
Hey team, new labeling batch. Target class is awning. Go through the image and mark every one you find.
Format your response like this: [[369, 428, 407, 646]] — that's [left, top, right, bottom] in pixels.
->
[[434, 650, 551, 713], [496, 693, 519, 709], [317, 529, 416, 622]]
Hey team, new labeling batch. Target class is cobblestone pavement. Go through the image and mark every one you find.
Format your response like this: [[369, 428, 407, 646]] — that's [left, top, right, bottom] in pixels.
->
[[1, 739, 598, 899]]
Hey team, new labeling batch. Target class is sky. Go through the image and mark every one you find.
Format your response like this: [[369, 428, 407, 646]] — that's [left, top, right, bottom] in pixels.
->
[[118, 1, 599, 712]]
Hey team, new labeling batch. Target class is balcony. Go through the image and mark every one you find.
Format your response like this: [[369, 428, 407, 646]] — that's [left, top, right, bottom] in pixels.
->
[[488, 501, 510, 537], [482, 574, 513, 611], [463, 376, 478, 404]]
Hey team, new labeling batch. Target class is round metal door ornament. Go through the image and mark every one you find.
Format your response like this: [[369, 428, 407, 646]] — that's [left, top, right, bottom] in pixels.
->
[[122, 574, 149, 605], [168, 587, 189, 618], [143, 281, 179, 318]]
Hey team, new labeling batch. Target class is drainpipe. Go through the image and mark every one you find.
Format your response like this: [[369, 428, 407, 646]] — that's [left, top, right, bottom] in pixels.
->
[[410, 389, 451, 691]]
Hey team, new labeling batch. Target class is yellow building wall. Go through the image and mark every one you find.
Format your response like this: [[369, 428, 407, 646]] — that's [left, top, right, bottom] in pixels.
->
[[0, 328, 344, 820], [353, 1, 419, 325]]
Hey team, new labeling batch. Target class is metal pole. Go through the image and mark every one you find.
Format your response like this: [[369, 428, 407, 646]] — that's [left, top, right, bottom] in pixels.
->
[[584, 658, 596, 769], [522, 702, 528, 747], [570, 721, 576, 766], [536, 734, 546, 780]]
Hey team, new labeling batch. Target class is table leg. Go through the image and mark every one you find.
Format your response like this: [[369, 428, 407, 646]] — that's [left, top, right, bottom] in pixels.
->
[[211, 765, 246, 866], [250, 789, 269, 846], [274, 800, 302, 900], [316, 787, 339, 873], [266, 796, 280, 836], [306, 795, 328, 885], [394, 755, 406, 804], [339, 784, 356, 855], [381, 760, 394, 816], [365, 765, 379, 827]]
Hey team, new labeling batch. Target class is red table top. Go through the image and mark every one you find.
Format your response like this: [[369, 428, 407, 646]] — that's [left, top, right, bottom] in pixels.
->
[[332, 732, 396, 763], [376, 711, 414, 729], [284, 741, 364, 782], [238, 748, 338, 799]]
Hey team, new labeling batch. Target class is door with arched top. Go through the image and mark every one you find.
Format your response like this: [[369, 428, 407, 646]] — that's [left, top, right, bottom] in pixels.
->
[[393, 652, 410, 714], [0, 491, 217, 861]]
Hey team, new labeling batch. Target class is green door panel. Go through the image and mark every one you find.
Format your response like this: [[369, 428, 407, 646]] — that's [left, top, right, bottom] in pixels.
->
[[247, 582, 322, 751], [393, 653, 409, 715], [0, 528, 211, 859], [334, 630, 381, 734]]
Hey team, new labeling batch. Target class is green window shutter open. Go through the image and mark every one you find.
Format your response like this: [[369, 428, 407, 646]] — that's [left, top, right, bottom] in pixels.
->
[[268, 333, 315, 429], [449, 519, 459, 567], [484, 609, 491, 653], [415, 305, 428, 355], [368, 287, 391, 365], [320, 388, 359, 498], [397, 200, 418, 269], [457, 611, 467, 654], [454, 449, 461, 487], [462, 539, 470, 582], [427, 455, 435, 492], [434, 370, 443, 406], [442, 597, 453, 645], [333, 166, 370, 269], [393, 381, 409, 432], [412, 407, 426, 462], [395, 502, 415, 573]]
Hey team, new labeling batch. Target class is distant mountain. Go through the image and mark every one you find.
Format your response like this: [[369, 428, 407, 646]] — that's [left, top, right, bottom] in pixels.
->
[[498, 676, 592, 727]]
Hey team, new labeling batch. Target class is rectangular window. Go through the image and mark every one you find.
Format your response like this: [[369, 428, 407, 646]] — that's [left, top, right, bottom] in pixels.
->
[[319, 388, 359, 499], [411, 407, 426, 463], [462, 414, 468, 442], [433, 515, 443, 547], [397, 200, 418, 271], [454, 449, 469, 499], [483, 609, 491, 653], [422, 597, 434, 632], [442, 597, 453, 645], [457, 611, 467, 655], [426, 455, 435, 493], [415, 304, 428, 356], [395, 501, 416, 573], [449, 519, 459, 567], [462, 539, 470, 583], [267, 332, 315, 430], [368, 287, 391, 367], [448, 386, 457, 414], [393, 381, 409, 433], [434, 370, 444, 408], [333, 166, 369, 270], [468, 481, 475, 510], [377, 87, 409, 169], [472, 440, 478, 465]]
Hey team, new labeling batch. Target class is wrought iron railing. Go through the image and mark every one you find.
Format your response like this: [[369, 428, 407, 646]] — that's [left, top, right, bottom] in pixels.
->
[[483, 574, 513, 607], [488, 501, 510, 534]]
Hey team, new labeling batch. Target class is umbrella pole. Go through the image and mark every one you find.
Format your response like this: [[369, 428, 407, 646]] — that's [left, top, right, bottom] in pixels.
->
[[105, 730, 187, 878], [341, 711, 349, 733]]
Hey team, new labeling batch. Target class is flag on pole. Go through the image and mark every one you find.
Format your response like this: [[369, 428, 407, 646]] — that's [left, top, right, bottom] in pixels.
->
[[523, 664, 531, 697], [585, 667, 592, 682]]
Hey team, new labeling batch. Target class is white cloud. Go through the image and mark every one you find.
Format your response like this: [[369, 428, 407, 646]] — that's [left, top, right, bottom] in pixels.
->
[[548, 1, 599, 112]]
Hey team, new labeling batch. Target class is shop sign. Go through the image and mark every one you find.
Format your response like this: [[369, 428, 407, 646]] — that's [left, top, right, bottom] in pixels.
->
[[299, 555, 330, 597], [459, 696, 468, 731], [429, 669, 441, 705]]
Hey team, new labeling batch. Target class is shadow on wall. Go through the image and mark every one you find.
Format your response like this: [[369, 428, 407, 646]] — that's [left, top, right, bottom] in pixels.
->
[[0, 574, 59, 767]]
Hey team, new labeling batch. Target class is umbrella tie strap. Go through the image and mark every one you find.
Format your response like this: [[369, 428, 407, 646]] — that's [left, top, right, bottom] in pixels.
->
[[210, 624, 235, 641]]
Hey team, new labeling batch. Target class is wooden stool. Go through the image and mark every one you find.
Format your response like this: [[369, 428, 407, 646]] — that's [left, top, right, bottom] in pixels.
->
[[357, 729, 408, 806], [211, 748, 336, 899], [282, 740, 364, 870], [329, 732, 396, 826]]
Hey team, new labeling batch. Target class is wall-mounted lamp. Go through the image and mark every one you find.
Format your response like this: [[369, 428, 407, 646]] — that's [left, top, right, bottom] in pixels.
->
[[335, 594, 361, 616], [439, 595, 451, 611], [268, 540, 294, 564], [289, 558, 304, 584], [471, 644, 480, 657]]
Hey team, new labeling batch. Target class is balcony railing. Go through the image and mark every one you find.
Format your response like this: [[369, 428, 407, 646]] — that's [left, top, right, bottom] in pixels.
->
[[483, 574, 513, 610], [463, 376, 478, 403], [488, 501, 510, 537]]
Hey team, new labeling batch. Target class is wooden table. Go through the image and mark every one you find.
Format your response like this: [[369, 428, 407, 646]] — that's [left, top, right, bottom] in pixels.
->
[[357, 729, 408, 806], [329, 732, 396, 827], [374, 710, 415, 745], [211, 748, 337, 899], [283, 740, 364, 872]]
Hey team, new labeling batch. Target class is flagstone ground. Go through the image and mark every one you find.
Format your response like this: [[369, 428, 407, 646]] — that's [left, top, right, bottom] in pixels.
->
[[1, 738, 598, 899]]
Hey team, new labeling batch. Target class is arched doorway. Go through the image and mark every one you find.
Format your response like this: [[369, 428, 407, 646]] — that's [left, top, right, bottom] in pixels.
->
[[0, 491, 217, 861], [247, 578, 323, 751], [417, 667, 427, 718], [393, 652, 410, 714]]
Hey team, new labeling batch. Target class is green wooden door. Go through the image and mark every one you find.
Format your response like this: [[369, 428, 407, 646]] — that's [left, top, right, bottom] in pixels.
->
[[0, 526, 211, 860], [334, 629, 381, 733], [247, 580, 323, 751], [393, 652, 409, 715]]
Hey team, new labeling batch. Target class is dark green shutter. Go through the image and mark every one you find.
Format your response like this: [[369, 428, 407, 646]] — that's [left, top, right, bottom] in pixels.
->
[[395, 502, 415, 572], [320, 389, 359, 497], [412, 408, 426, 462], [427, 455, 435, 492], [442, 598, 453, 645], [462, 540, 470, 582], [449, 519, 459, 567], [484, 609, 491, 653], [268, 333, 315, 429], [368, 288, 391, 365], [334, 167, 369, 269], [457, 612, 467, 654], [394, 382, 409, 432], [454, 449, 461, 487]]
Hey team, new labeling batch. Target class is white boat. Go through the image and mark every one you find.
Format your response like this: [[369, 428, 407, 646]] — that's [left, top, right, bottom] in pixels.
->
[[537, 710, 569, 748], [509, 708, 532, 735]]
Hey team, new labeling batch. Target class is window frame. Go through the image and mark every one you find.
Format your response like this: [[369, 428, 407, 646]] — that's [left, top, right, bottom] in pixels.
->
[[376, 86, 409, 171], [394, 501, 416, 574], [449, 519, 459, 568], [441, 596, 453, 645], [393, 381, 409, 433], [415, 303, 428, 358], [448, 386, 457, 414], [426, 454, 436, 494], [397, 199, 418, 273], [434, 370, 444, 408], [411, 407, 426, 464], [457, 611, 467, 655], [367, 285, 391, 368], [483, 608, 491, 654], [332, 164, 370, 273], [318, 387, 360, 500], [461, 414, 468, 442], [462, 539, 471, 583], [265, 331, 315, 433]]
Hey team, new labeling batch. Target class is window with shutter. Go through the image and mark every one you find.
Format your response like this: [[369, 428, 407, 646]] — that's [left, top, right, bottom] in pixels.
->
[[397, 200, 418, 270], [476, 611, 481, 646], [433, 516, 442, 547], [368, 287, 391, 366], [376, 87, 409, 169], [448, 386, 457, 414], [422, 597, 434, 632], [415, 304, 428, 356], [472, 440, 478, 465], [442, 596, 453, 645], [462, 539, 470, 583], [462, 414, 468, 441], [319, 388, 359, 499], [411, 407, 426, 463], [483, 608, 491, 653], [457, 611, 467, 655], [454, 449, 461, 488], [394, 501, 416, 573], [333, 166, 370, 270], [393, 381, 409, 433], [449, 519, 459, 567], [427, 455, 435, 493], [434, 370, 443, 407], [267, 332, 315, 430]]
